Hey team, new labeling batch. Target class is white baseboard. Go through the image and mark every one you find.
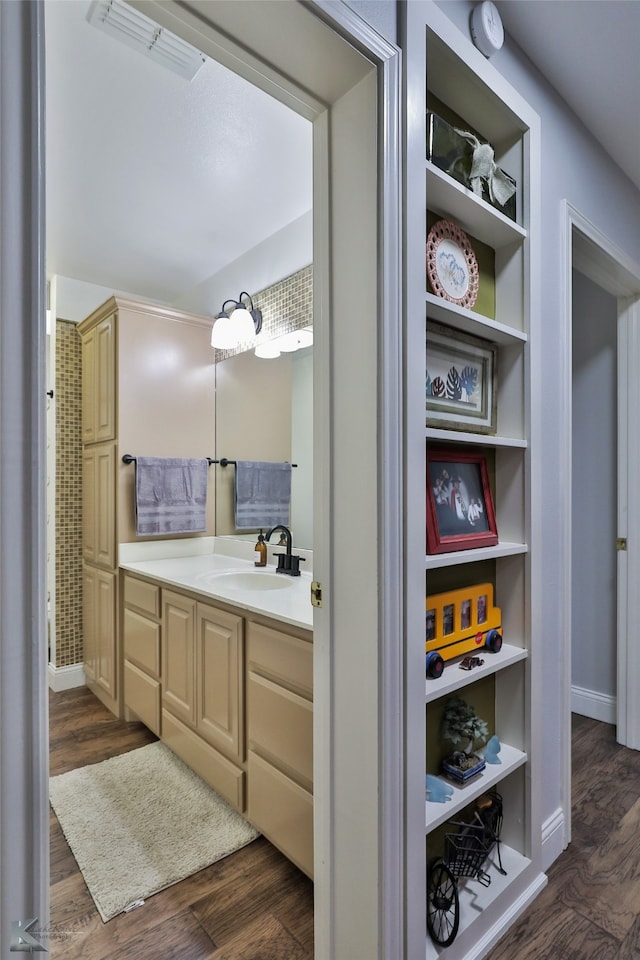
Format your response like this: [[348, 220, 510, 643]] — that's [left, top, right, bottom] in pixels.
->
[[541, 806, 566, 871], [48, 661, 85, 692], [571, 684, 616, 724]]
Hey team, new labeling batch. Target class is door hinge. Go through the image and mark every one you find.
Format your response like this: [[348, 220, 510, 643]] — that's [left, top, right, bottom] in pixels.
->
[[311, 581, 323, 607], [617, 537, 628, 551]]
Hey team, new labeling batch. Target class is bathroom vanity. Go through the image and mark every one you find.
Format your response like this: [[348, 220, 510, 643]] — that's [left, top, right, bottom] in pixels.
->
[[120, 548, 314, 879]]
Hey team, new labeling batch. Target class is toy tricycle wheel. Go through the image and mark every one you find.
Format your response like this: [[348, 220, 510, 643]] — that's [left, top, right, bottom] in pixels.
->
[[427, 857, 459, 947], [485, 628, 503, 653]]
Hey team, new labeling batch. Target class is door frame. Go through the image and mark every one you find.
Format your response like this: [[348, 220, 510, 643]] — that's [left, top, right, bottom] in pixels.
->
[[0, 2, 405, 958], [561, 200, 640, 847]]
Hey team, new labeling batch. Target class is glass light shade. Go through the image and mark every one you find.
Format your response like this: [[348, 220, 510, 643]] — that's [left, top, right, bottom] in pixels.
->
[[278, 329, 313, 352], [229, 305, 256, 342], [254, 340, 282, 359], [211, 313, 239, 348]]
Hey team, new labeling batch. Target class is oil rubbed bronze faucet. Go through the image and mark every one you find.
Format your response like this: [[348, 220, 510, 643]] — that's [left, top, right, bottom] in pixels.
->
[[265, 525, 305, 576]]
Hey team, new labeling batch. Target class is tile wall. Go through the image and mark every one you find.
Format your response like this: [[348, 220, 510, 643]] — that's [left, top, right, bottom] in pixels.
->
[[54, 319, 83, 667]]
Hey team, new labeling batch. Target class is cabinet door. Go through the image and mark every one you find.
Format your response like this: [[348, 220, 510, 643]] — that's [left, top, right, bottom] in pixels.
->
[[82, 563, 97, 681], [82, 448, 97, 564], [95, 567, 116, 698], [83, 564, 116, 698], [196, 603, 244, 763], [94, 315, 115, 442], [82, 444, 115, 569], [81, 314, 115, 444], [162, 590, 196, 725], [81, 327, 97, 444]]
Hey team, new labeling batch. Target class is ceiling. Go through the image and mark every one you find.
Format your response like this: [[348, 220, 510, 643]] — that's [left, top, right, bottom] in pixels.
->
[[495, 0, 640, 192], [44, 0, 313, 308], [45, 1, 640, 312]]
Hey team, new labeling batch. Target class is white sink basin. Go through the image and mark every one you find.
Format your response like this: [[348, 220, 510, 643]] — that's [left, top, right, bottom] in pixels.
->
[[204, 571, 294, 592]]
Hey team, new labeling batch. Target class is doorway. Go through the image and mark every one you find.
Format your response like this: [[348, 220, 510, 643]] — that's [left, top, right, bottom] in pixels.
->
[[563, 202, 640, 849], [0, 3, 404, 959]]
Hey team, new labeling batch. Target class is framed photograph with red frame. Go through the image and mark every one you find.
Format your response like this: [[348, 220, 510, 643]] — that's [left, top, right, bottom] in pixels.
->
[[427, 446, 498, 554]]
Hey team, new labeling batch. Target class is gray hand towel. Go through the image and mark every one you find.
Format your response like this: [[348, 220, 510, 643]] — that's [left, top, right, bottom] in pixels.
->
[[234, 461, 292, 530], [135, 457, 209, 536]]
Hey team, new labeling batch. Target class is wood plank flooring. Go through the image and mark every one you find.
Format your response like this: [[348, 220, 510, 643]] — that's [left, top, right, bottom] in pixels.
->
[[49, 687, 314, 959], [489, 714, 640, 958], [51, 692, 640, 958]]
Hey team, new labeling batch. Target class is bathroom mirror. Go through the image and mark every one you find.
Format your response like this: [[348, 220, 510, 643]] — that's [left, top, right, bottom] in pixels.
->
[[214, 344, 313, 548]]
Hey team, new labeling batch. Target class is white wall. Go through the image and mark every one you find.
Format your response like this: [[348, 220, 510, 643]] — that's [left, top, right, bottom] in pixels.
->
[[571, 270, 617, 705], [435, 0, 640, 861]]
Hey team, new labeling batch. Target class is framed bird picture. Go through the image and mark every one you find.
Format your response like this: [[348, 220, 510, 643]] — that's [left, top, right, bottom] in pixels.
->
[[426, 321, 497, 434]]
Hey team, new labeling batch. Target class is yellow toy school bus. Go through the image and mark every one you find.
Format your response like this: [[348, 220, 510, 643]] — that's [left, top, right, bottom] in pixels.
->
[[425, 582, 503, 678]]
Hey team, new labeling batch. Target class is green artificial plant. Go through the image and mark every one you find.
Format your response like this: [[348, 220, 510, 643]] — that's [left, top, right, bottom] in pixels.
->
[[441, 695, 489, 756]]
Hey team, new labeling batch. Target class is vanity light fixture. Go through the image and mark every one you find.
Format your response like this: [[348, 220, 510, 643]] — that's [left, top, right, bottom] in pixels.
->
[[210, 292, 263, 349], [254, 325, 313, 359]]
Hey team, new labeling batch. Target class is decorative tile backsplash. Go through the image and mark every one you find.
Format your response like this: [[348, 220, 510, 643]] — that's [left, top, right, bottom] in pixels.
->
[[55, 319, 83, 668]]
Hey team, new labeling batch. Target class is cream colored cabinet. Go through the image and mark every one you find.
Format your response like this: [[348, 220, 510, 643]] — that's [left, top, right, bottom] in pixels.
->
[[162, 589, 197, 725], [161, 588, 245, 811], [78, 296, 215, 718], [82, 564, 117, 706], [82, 442, 115, 569], [122, 574, 161, 736], [246, 620, 314, 878], [81, 312, 115, 445], [196, 602, 244, 764]]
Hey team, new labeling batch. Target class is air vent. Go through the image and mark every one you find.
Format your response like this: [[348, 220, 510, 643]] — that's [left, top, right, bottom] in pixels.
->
[[86, 0, 206, 81]]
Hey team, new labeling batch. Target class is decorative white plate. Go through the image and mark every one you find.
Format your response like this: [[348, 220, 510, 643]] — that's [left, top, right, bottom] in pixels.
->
[[426, 219, 479, 309]]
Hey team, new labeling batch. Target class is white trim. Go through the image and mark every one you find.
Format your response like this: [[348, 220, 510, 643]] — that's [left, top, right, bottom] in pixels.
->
[[48, 662, 85, 692], [571, 685, 616, 725], [541, 807, 566, 872], [103, 4, 402, 958], [0, 0, 49, 943], [561, 201, 640, 854]]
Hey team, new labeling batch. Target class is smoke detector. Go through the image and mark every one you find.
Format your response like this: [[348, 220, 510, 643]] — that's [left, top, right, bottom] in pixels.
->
[[86, 0, 206, 81]]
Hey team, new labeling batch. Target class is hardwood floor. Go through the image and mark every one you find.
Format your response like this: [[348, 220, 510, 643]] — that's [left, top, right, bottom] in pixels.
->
[[51, 693, 640, 958], [49, 687, 314, 959], [490, 714, 640, 958]]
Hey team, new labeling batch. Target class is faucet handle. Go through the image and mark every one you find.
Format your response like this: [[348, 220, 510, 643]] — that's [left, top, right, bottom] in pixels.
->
[[289, 555, 304, 576]]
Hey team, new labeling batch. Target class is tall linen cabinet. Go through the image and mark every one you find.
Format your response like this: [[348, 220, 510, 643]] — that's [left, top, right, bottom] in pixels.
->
[[79, 296, 215, 717], [402, 3, 546, 957]]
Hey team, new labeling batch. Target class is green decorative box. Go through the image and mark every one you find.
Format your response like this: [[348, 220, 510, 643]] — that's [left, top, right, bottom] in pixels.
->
[[427, 111, 517, 222]]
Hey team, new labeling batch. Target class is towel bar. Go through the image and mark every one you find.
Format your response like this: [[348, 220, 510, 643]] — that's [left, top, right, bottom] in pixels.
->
[[122, 454, 215, 465]]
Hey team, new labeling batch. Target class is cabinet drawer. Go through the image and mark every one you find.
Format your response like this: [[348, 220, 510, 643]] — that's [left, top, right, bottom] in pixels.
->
[[247, 750, 313, 879], [162, 709, 245, 813], [123, 608, 160, 677], [247, 622, 312, 697], [123, 576, 160, 618], [124, 661, 161, 736], [248, 673, 312, 788]]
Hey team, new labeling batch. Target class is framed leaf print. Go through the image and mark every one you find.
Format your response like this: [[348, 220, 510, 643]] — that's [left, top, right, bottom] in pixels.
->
[[426, 321, 497, 434]]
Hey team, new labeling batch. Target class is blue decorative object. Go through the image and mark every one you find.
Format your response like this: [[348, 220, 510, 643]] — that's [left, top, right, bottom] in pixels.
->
[[425, 774, 453, 803], [484, 734, 502, 764]]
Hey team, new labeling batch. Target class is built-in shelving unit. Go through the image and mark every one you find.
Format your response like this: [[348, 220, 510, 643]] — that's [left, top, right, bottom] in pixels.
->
[[403, 3, 545, 957]]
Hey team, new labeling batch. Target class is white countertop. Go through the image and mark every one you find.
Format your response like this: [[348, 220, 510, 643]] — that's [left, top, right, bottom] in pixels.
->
[[120, 548, 314, 631]]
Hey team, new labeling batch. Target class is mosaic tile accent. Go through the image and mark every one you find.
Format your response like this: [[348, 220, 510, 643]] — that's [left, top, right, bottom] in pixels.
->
[[213, 264, 313, 363], [55, 319, 83, 668]]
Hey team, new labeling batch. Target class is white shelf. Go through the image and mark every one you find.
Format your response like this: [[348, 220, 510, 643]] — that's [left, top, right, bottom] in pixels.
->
[[425, 844, 532, 959], [425, 293, 527, 345], [425, 541, 528, 569], [425, 643, 527, 704], [426, 428, 527, 449], [426, 742, 527, 832], [426, 162, 526, 249]]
